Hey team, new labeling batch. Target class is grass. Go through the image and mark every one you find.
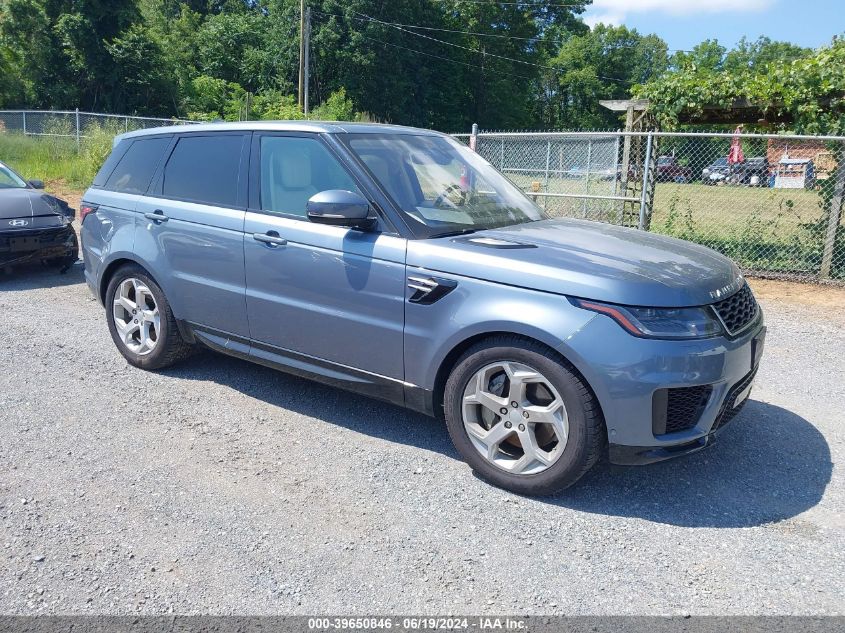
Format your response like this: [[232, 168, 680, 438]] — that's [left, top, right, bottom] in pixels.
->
[[0, 125, 119, 192], [0, 133, 88, 188], [648, 183, 844, 278], [651, 183, 823, 241]]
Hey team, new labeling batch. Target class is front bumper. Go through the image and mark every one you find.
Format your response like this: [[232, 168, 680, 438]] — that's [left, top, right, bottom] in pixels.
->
[[562, 311, 766, 465], [0, 224, 78, 267]]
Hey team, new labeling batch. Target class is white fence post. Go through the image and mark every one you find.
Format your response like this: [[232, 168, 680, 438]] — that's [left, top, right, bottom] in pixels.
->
[[75, 108, 81, 150], [22, 111, 26, 135], [638, 132, 654, 230], [583, 138, 592, 218], [543, 140, 551, 210]]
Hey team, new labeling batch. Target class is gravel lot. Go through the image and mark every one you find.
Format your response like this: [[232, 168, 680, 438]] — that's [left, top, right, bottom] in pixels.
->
[[1, 263, 843, 615]]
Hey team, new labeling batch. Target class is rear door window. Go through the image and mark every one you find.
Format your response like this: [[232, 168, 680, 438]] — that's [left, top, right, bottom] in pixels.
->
[[104, 137, 171, 194], [162, 135, 244, 207]]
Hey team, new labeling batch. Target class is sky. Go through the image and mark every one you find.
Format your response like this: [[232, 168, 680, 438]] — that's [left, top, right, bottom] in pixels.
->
[[583, 0, 843, 52]]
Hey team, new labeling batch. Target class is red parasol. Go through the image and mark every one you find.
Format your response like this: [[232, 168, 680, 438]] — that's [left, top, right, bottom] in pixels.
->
[[728, 126, 745, 164]]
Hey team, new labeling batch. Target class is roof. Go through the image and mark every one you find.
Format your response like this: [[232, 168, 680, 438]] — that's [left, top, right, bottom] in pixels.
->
[[599, 99, 650, 112], [779, 157, 814, 164], [117, 120, 445, 143]]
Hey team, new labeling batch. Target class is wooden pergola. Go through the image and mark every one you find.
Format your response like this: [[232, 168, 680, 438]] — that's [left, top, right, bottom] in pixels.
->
[[599, 98, 796, 129]]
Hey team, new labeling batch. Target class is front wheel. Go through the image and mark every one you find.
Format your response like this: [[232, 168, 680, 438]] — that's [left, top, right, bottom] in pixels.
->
[[443, 337, 605, 496], [105, 264, 193, 370]]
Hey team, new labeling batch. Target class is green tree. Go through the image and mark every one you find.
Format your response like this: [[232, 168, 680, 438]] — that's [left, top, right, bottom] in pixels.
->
[[724, 36, 809, 74], [437, 0, 591, 129], [636, 37, 845, 134], [0, 45, 27, 106], [105, 23, 178, 114], [1, 0, 178, 113], [537, 23, 668, 129], [310, 87, 357, 121], [194, 9, 271, 92], [140, 1, 205, 99], [671, 39, 727, 73], [0, 0, 64, 106]]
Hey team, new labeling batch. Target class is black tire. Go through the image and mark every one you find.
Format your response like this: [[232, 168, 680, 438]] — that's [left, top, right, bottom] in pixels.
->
[[443, 336, 604, 496], [105, 264, 193, 370]]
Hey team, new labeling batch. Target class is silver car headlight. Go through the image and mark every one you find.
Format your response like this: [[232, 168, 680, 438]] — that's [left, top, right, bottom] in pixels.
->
[[570, 298, 724, 339]]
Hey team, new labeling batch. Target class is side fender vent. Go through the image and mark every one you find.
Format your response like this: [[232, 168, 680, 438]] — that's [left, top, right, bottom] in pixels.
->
[[407, 275, 458, 305]]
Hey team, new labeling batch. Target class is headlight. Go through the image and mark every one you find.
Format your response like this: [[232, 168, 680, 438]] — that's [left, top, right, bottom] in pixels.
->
[[570, 298, 723, 339]]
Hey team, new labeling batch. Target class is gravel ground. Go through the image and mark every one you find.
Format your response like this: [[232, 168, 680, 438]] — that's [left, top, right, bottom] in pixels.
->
[[0, 263, 843, 615]]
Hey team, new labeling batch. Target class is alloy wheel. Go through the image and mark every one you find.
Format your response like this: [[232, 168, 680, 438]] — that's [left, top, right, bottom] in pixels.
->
[[462, 361, 569, 475], [112, 277, 160, 356]]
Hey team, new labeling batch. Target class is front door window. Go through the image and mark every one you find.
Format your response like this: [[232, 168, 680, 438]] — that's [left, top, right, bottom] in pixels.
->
[[259, 136, 361, 218]]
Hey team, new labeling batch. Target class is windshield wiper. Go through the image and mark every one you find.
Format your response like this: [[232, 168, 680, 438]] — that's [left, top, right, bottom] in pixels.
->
[[432, 228, 480, 239]]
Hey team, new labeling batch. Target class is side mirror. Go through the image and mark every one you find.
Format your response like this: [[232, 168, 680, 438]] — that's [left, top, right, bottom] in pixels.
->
[[28, 179, 45, 189], [306, 190, 375, 230]]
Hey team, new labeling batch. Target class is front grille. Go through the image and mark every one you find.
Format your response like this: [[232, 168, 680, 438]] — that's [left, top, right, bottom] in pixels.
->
[[653, 385, 712, 435], [712, 368, 757, 431], [712, 283, 759, 335]]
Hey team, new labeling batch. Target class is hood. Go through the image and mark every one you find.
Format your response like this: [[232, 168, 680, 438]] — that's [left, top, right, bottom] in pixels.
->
[[0, 188, 70, 219], [406, 218, 743, 307]]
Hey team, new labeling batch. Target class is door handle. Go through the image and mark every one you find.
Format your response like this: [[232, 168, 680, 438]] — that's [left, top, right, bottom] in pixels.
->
[[253, 231, 287, 247], [144, 210, 169, 223]]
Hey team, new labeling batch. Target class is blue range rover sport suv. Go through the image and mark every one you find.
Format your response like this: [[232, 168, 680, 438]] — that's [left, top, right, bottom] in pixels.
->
[[80, 122, 766, 495]]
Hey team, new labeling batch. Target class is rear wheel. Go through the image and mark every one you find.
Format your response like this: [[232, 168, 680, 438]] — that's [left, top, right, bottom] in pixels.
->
[[105, 264, 192, 370], [443, 337, 604, 495]]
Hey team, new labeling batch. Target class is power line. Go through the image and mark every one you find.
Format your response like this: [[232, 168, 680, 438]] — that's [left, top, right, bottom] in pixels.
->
[[316, 10, 690, 53], [428, 1, 588, 7], [351, 10, 631, 83], [357, 35, 537, 82], [314, 11, 541, 42], [311, 12, 536, 81]]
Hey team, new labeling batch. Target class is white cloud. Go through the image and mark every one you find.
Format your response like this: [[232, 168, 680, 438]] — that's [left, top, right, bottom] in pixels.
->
[[587, 0, 775, 26], [584, 12, 625, 28]]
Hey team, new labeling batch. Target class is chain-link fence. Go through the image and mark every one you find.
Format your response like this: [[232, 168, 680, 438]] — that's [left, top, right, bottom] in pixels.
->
[[454, 129, 845, 283], [0, 109, 193, 145]]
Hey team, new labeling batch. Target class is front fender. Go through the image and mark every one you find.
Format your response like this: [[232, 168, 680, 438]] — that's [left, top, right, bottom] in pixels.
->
[[403, 269, 596, 392]]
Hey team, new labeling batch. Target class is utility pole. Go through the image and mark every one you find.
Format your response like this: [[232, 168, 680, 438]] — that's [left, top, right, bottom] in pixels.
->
[[298, 0, 306, 109], [303, 7, 311, 115]]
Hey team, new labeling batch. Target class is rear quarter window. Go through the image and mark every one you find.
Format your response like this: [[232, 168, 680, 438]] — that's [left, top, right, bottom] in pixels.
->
[[91, 139, 130, 188], [103, 136, 171, 194]]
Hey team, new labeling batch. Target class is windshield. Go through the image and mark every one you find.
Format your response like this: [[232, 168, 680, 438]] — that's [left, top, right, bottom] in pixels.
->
[[712, 158, 728, 167], [344, 133, 547, 237], [0, 163, 27, 189]]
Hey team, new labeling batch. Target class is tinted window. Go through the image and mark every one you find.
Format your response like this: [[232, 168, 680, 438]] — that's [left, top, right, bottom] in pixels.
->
[[163, 135, 243, 207], [260, 136, 359, 217], [92, 139, 130, 188], [104, 137, 170, 194]]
